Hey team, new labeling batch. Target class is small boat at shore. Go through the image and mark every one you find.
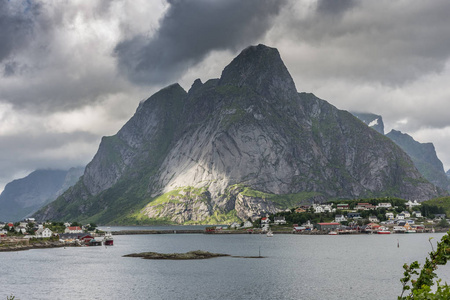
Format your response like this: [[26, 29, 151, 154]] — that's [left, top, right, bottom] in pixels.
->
[[328, 231, 338, 235], [377, 230, 391, 234], [266, 230, 274, 237]]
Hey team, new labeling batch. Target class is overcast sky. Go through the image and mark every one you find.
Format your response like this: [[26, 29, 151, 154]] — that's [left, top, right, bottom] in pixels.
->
[[1, 0, 450, 191]]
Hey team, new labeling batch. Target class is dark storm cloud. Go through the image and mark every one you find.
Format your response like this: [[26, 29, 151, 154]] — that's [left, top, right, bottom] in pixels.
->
[[279, 0, 450, 86], [115, 0, 287, 85], [0, 0, 40, 62]]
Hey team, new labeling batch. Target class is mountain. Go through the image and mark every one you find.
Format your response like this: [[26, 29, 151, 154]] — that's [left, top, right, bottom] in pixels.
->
[[386, 130, 450, 192], [0, 167, 84, 222], [351, 112, 384, 134], [447, 170, 450, 178], [34, 44, 442, 224]]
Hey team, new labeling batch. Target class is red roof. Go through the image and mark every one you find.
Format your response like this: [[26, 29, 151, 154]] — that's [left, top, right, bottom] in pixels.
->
[[68, 226, 82, 230], [261, 217, 267, 220]]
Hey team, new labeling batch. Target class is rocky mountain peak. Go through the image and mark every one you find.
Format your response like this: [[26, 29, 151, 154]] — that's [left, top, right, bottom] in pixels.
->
[[218, 44, 298, 102], [34, 45, 444, 225]]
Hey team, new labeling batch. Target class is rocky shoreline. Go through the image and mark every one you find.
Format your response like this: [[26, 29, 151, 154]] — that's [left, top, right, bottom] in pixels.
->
[[0, 241, 75, 252]]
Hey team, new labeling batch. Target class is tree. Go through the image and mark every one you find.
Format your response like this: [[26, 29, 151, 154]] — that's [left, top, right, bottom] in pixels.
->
[[399, 231, 450, 299], [437, 219, 449, 228]]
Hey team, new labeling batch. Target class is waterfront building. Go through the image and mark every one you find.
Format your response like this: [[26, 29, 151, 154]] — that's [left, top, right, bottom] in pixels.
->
[[35, 228, 53, 238], [316, 222, 340, 231]]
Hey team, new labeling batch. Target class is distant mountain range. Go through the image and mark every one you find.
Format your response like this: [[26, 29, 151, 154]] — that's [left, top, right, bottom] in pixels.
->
[[386, 130, 450, 192], [32, 44, 443, 225], [351, 112, 450, 193], [0, 167, 84, 222]]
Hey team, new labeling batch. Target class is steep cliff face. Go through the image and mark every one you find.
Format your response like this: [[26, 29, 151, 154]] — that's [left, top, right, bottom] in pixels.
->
[[0, 167, 83, 222], [34, 45, 443, 224], [387, 130, 450, 192]]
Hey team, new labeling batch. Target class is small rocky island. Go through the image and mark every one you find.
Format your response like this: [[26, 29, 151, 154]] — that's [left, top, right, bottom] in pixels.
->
[[123, 250, 230, 260]]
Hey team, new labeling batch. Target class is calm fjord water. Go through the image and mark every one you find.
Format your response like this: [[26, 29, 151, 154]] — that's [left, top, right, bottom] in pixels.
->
[[2, 232, 449, 300]]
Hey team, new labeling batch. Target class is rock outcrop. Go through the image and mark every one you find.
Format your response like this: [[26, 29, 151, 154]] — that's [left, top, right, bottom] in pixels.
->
[[34, 45, 443, 224]]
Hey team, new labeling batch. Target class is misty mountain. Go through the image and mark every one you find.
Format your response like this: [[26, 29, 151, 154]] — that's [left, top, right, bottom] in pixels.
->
[[0, 167, 84, 222], [351, 112, 385, 134], [34, 45, 442, 225], [386, 130, 450, 192]]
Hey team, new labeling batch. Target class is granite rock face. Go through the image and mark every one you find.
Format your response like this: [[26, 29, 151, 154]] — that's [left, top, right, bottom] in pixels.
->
[[387, 129, 450, 192], [34, 45, 443, 224]]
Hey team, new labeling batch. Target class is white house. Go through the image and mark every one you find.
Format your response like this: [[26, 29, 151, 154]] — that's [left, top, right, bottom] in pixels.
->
[[335, 215, 347, 223], [261, 217, 270, 224], [35, 227, 53, 238], [401, 211, 411, 218], [406, 200, 421, 208], [397, 214, 405, 220], [412, 211, 422, 218], [15, 226, 27, 234], [377, 203, 392, 209], [64, 222, 71, 227], [274, 216, 286, 225], [368, 216, 379, 223], [314, 205, 325, 213], [65, 226, 83, 234], [323, 205, 335, 213], [385, 212, 395, 220]]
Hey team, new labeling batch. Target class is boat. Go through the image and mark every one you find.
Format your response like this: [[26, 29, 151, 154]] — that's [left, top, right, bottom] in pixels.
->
[[377, 226, 391, 234], [104, 230, 114, 246], [266, 230, 274, 237], [328, 231, 338, 235]]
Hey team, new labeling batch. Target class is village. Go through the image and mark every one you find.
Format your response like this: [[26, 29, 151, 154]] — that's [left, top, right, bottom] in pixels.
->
[[205, 199, 448, 235], [245, 199, 448, 235], [0, 219, 113, 251]]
